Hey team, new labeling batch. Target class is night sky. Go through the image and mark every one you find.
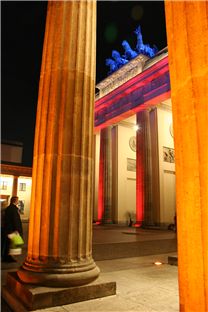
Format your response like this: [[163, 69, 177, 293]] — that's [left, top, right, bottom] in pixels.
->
[[1, 1, 167, 166]]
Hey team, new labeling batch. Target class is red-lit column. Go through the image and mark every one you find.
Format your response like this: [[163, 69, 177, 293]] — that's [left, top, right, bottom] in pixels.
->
[[136, 110, 152, 226], [17, 1, 99, 287], [98, 127, 112, 223]]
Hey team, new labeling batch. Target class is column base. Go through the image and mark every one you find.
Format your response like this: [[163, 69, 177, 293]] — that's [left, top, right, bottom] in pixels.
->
[[17, 259, 100, 287], [2, 271, 116, 311], [102, 219, 113, 224], [133, 221, 143, 227], [96, 219, 113, 225]]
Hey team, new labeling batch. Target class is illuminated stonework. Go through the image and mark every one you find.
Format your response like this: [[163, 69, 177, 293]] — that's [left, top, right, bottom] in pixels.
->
[[95, 50, 170, 130], [17, 1, 100, 287], [165, 1, 208, 310], [96, 54, 148, 99], [105, 25, 158, 75]]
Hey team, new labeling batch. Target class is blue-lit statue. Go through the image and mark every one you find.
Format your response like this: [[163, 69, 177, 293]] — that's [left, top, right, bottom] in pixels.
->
[[134, 26, 158, 58], [122, 40, 138, 60], [105, 50, 128, 74], [112, 50, 128, 67], [105, 58, 118, 74], [105, 25, 158, 75]]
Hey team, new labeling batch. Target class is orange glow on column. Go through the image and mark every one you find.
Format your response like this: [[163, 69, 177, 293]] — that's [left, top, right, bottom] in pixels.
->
[[165, 1, 208, 311]]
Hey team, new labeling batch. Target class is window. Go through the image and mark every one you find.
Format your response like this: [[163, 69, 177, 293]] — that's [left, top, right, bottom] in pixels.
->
[[19, 182, 26, 191], [0, 181, 8, 190]]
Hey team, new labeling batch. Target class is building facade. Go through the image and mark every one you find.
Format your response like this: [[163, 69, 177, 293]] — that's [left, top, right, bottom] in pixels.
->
[[94, 48, 175, 227], [0, 141, 32, 220], [1, 49, 176, 229], [2, 2, 207, 311]]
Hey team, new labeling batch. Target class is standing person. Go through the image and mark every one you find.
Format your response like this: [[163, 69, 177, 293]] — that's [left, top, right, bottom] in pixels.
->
[[2, 196, 23, 262], [1, 202, 7, 260]]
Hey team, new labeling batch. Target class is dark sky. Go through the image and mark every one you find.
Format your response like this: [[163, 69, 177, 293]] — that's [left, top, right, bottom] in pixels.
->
[[1, 1, 167, 166]]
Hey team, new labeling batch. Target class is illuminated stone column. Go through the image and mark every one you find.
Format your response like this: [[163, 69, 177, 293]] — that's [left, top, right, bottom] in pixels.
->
[[18, 1, 99, 287], [12, 176, 18, 196], [143, 110, 153, 226], [165, 2, 208, 311], [136, 110, 152, 226], [98, 127, 113, 223], [149, 108, 160, 225]]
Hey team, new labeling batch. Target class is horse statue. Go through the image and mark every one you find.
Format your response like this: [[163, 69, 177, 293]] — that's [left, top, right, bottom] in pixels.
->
[[105, 58, 118, 74], [112, 50, 128, 68], [105, 25, 158, 76], [134, 26, 158, 58], [122, 40, 138, 60], [142, 43, 158, 58], [134, 26, 144, 54], [105, 50, 128, 75]]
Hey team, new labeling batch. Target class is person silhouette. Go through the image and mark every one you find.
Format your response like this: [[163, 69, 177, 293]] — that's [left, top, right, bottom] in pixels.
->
[[2, 196, 23, 262]]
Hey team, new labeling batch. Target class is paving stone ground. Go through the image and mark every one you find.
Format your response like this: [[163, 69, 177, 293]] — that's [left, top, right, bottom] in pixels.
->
[[1, 224, 178, 312]]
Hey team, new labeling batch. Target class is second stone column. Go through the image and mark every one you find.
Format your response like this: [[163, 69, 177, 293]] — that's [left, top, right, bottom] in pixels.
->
[[18, 0, 100, 287], [98, 127, 113, 223]]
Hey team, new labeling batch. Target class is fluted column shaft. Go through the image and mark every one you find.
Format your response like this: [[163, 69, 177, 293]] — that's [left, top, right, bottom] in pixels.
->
[[143, 111, 153, 225], [18, 1, 99, 287], [165, 2, 208, 311], [136, 111, 152, 226], [98, 127, 112, 223]]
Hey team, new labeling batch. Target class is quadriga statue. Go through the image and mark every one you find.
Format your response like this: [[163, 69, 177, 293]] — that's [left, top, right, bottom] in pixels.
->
[[105, 25, 158, 75], [134, 26, 158, 58], [122, 40, 138, 60]]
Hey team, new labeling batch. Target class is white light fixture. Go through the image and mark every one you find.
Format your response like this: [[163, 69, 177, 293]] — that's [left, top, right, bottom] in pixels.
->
[[154, 261, 163, 266], [133, 124, 140, 131]]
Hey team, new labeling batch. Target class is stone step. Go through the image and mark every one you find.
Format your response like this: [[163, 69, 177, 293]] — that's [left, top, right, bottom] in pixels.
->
[[93, 238, 177, 261]]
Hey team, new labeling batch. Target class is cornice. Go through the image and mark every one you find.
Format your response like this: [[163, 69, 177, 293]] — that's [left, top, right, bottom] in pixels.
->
[[96, 54, 149, 100], [0, 164, 32, 177]]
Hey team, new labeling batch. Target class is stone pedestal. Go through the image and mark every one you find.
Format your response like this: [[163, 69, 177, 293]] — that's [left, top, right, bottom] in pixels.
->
[[168, 256, 178, 266], [2, 272, 116, 311]]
